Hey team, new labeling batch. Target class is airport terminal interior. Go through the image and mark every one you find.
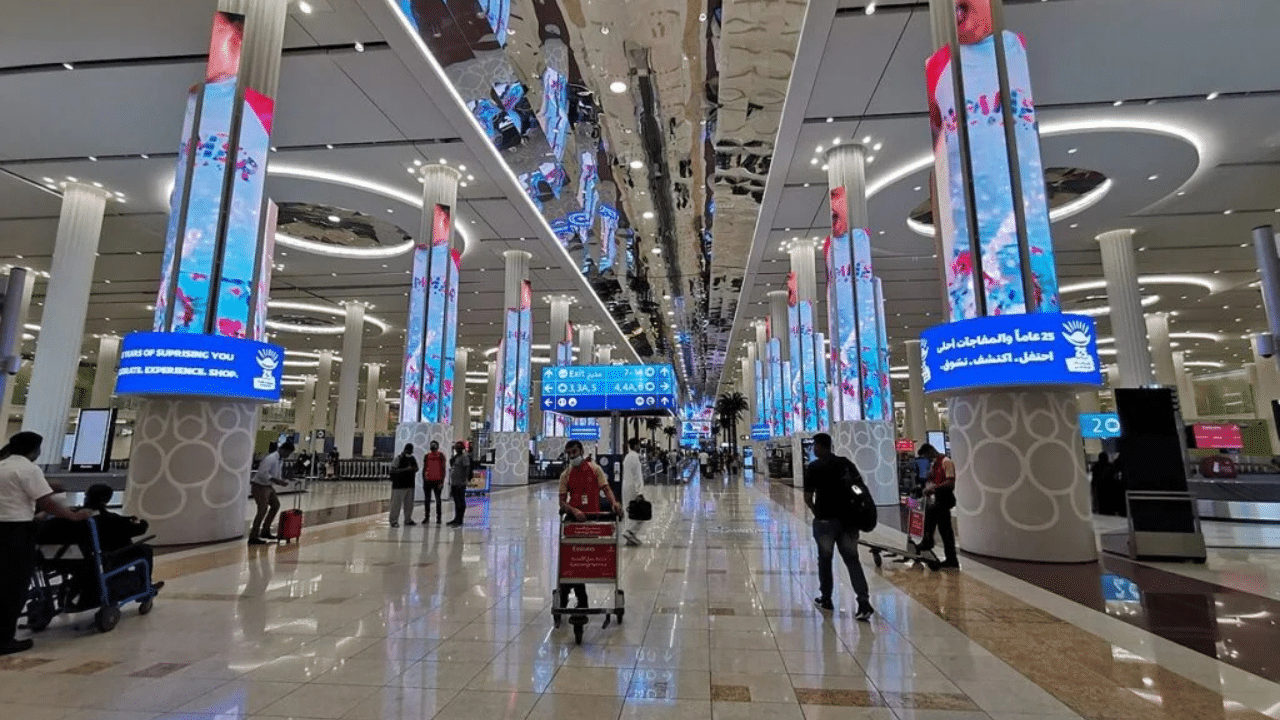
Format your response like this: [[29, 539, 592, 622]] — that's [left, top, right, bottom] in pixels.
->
[[3, 0, 1280, 718]]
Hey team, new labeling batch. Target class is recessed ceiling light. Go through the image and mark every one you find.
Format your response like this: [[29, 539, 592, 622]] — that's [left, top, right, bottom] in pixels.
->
[[1224, 209, 1234, 215], [325, 143, 334, 149], [1113, 100, 1124, 107], [354, 42, 364, 52], [327, 215, 340, 223], [601, 26, 609, 34], [865, 1, 877, 14], [88, 156, 97, 162], [862, 135, 872, 144], [1206, 92, 1219, 101], [1147, 174, 1159, 181], [825, 117, 833, 123], [872, 142, 883, 151], [643, 211, 655, 219], [629, 160, 643, 169], [609, 81, 627, 93], [298, 0, 313, 13], [1067, 148, 1078, 154]]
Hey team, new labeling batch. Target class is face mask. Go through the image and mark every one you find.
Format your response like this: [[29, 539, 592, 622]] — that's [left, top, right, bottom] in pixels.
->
[[570, 456, 584, 467]]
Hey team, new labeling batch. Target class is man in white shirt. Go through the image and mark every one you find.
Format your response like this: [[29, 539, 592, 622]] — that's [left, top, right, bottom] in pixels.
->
[[698, 450, 710, 478], [0, 432, 90, 655], [622, 438, 646, 546], [248, 441, 294, 545]]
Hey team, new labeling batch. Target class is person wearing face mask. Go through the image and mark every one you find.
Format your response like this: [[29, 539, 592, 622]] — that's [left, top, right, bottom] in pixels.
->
[[445, 441, 472, 527], [557, 440, 623, 609]]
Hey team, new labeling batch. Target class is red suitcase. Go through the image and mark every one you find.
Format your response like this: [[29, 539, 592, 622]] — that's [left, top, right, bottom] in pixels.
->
[[277, 509, 303, 543]]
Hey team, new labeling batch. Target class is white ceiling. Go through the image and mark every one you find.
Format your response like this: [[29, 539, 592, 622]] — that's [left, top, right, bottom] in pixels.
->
[[3, 0, 1280, 415]]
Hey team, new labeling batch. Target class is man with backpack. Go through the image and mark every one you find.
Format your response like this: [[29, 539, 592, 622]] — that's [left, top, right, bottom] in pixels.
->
[[803, 432, 874, 620]]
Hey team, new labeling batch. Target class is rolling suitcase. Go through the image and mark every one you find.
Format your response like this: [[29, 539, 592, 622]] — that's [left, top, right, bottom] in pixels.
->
[[277, 476, 304, 543]]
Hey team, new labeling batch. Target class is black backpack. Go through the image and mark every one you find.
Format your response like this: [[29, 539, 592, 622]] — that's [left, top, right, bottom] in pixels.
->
[[840, 458, 878, 533]]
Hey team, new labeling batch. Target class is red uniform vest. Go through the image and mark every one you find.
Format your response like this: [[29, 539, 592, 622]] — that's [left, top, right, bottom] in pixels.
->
[[564, 462, 601, 513]]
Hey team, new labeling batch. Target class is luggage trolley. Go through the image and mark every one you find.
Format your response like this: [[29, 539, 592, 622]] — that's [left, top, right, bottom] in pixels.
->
[[860, 497, 941, 571], [551, 512, 625, 645]]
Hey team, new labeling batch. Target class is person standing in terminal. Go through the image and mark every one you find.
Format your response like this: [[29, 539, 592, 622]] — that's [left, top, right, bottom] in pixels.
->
[[388, 444, 418, 527], [916, 443, 960, 569], [557, 440, 623, 608], [445, 441, 472, 527], [0, 432, 91, 655], [421, 441, 446, 524], [248, 441, 293, 544], [622, 438, 646, 546], [803, 432, 874, 620]]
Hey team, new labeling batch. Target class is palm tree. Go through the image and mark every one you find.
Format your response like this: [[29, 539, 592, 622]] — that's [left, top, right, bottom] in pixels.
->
[[645, 417, 662, 446], [663, 425, 677, 452], [715, 392, 749, 457]]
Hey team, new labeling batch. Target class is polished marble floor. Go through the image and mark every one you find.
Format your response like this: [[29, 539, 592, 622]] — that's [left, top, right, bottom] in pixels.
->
[[6, 472, 1280, 720]]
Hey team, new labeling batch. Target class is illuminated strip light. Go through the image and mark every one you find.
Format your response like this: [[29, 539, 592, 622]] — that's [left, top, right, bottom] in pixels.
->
[[286, 350, 343, 361], [1096, 331, 1226, 345], [906, 179, 1113, 237], [275, 231, 413, 259], [866, 119, 1206, 200], [1073, 295, 1160, 317], [1185, 361, 1226, 369], [1060, 274, 1224, 296], [378, 0, 639, 363], [263, 164, 476, 258], [266, 300, 391, 335]]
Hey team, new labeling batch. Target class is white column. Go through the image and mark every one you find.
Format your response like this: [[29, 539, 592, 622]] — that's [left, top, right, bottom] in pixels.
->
[[24, 183, 110, 465], [334, 303, 365, 456], [89, 335, 121, 408], [483, 360, 498, 431], [1146, 312, 1176, 387], [0, 269, 34, 434], [595, 345, 613, 364], [362, 362, 381, 455], [1097, 229, 1153, 388], [905, 340, 927, 443], [375, 389, 388, 432], [313, 351, 333, 436], [578, 325, 597, 365], [452, 348, 469, 444], [296, 376, 315, 434], [1173, 351, 1198, 421]]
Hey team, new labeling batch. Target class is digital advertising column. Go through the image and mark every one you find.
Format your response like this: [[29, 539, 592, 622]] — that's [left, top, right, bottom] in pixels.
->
[[490, 250, 534, 486], [920, 0, 1101, 562], [785, 242, 832, 484], [398, 164, 463, 469], [540, 295, 576, 458], [824, 143, 897, 503], [119, 7, 288, 545]]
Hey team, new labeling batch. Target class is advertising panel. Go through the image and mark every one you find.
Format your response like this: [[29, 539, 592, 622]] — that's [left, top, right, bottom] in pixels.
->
[[115, 331, 284, 402], [926, 0, 1058, 319], [441, 247, 460, 427], [402, 235, 429, 423], [154, 89, 198, 331], [1191, 424, 1243, 450], [874, 277, 893, 421], [920, 313, 1102, 395], [827, 189, 862, 422], [515, 280, 532, 432], [540, 67, 569, 161], [598, 204, 619, 273], [251, 201, 277, 341], [213, 87, 272, 338], [768, 339, 784, 434], [853, 228, 883, 420], [421, 205, 452, 422]]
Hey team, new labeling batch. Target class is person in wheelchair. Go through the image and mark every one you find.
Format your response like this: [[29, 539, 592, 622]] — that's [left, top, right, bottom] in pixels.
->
[[79, 485, 163, 600]]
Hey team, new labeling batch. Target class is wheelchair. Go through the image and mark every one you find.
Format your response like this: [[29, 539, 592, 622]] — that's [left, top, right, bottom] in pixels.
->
[[23, 516, 161, 633]]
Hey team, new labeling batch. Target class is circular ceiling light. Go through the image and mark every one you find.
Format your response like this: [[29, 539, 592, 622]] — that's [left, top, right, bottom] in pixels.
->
[[266, 300, 390, 335], [609, 81, 628, 94]]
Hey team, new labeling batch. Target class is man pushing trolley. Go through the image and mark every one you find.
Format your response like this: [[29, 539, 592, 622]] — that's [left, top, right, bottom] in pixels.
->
[[552, 439, 625, 644]]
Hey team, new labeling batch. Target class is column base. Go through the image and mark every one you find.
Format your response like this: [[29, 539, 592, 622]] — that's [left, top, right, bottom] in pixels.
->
[[491, 431, 530, 486], [832, 420, 897, 505], [948, 389, 1096, 563], [123, 397, 260, 546], [396, 421, 448, 467]]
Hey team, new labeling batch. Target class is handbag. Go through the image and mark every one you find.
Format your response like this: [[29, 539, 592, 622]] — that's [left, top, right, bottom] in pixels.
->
[[627, 494, 653, 521]]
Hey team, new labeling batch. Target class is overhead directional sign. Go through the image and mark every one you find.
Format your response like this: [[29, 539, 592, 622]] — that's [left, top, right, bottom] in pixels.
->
[[540, 364, 678, 417], [567, 424, 601, 441]]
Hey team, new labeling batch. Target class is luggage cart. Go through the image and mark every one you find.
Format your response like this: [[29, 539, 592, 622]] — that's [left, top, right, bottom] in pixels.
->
[[551, 512, 625, 645], [861, 497, 941, 571]]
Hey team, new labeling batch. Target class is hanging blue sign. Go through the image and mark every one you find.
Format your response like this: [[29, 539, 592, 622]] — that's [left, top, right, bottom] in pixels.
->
[[1080, 413, 1122, 439], [115, 331, 284, 402], [920, 313, 1102, 395], [567, 424, 601, 441], [750, 424, 771, 441], [540, 364, 677, 416]]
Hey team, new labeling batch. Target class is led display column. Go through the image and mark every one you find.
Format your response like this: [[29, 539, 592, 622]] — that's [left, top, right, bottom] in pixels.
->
[[919, 0, 1101, 563], [23, 184, 110, 467], [540, 295, 576, 457], [335, 302, 366, 457], [120, 5, 288, 545], [491, 250, 533, 486], [362, 363, 381, 456], [753, 320, 772, 434], [1097, 229, 1154, 388], [785, 241, 832, 482], [398, 164, 462, 468], [767, 291, 795, 444], [825, 143, 896, 503], [0, 268, 34, 433], [89, 335, 122, 408]]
